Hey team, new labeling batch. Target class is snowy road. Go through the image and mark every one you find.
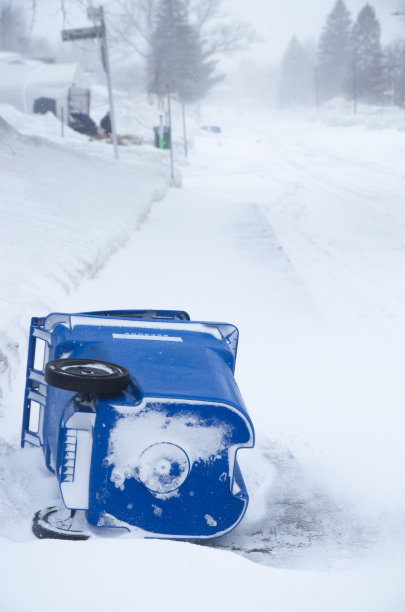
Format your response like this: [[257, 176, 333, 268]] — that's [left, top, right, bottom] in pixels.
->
[[1, 107, 405, 611], [61, 112, 405, 569]]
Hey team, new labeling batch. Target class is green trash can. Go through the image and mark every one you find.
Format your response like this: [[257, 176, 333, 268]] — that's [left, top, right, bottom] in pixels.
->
[[153, 125, 171, 149]]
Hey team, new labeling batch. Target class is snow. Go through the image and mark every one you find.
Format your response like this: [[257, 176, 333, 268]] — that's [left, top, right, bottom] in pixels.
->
[[0, 102, 171, 443], [317, 97, 405, 130], [0, 539, 403, 612], [1, 94, 405, 610], [205, 513, 218, 527], [107, 409, 231, 492], [68, 316, 223, 337]]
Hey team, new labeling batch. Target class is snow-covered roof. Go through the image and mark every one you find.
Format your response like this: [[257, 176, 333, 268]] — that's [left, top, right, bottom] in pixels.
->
[[0, 52, 89, 114]]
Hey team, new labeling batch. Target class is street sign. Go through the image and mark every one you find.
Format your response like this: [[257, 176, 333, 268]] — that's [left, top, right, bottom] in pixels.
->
[[61, 26, 104, 42]]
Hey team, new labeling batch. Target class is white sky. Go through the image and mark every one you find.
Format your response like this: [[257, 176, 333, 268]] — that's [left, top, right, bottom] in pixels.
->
[[31, 0, 405, 63], [226, 0, 404, 61]]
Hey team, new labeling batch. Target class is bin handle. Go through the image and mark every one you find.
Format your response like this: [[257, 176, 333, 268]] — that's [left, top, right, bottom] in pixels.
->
[[82, 310, 190, 321]]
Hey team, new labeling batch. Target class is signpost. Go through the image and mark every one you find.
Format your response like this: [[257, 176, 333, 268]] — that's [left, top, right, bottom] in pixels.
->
[[182, 105, 188, 158], [167, 86, 175, 183], [61, 6, 119, 161], [61, 26, 104, 41]]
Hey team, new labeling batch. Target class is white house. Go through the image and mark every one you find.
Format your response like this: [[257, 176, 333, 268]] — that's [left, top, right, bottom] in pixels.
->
[[0, 52, 90, 119]]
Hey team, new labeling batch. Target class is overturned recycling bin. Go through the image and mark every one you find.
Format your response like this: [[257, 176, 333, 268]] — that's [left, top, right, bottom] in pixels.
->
[[22, 310, 254, 540]]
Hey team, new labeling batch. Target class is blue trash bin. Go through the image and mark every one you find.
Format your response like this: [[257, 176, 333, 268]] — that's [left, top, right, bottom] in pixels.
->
[[22, 310, 254, 540]]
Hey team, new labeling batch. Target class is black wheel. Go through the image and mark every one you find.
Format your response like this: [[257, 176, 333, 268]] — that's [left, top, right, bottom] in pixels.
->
[[45, 358, 129, 394], [32, 506, 90, 541]]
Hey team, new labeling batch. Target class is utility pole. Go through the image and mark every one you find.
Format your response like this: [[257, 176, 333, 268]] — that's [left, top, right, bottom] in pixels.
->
[[61, 107, 65, 138], [182, 105, 188, 158], [167, 86, 175, 183], [314, 67, 320, 110], [352, 56, 358, 116], [91, 6, 119, 160], [62, 6, 119, 160]]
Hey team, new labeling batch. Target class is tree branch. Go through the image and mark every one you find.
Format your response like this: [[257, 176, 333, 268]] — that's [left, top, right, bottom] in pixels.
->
[[56, 0, 256, 63], [202, 21, 257, 56]]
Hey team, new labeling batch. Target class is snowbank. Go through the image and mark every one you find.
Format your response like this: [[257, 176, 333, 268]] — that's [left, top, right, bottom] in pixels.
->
[[0, 108, 170, 441], [0, 84, 201, 443], [90, 85, 201, 147], [317, 98, 405, 131], [271, 98, 405, 131], [0, 536, 403, 612]]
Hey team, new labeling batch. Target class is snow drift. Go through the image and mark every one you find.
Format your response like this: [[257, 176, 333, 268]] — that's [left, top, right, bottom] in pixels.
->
[[0, 110, 170, 441]]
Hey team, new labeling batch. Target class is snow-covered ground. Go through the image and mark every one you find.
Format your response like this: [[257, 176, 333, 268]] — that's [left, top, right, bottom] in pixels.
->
[[0, 94, 178, 440], [317, 97, 405, 130], [1, 97, 405, 610]]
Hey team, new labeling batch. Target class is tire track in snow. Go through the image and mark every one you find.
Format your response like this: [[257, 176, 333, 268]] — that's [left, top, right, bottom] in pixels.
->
[[261, 136, 405, 226], [263, 137, 405, 235], [65, 131, 405, 570], [254, 141, 405, 324], [227, 202, 323, 321], [200, 440, 388, 570]]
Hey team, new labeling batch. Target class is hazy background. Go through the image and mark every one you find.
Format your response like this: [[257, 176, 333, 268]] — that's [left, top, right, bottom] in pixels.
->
[[22, 0, 404, 108], [1, 0, 405, 598], [230, 0, 402, 61], [30, 0, 404, 61]]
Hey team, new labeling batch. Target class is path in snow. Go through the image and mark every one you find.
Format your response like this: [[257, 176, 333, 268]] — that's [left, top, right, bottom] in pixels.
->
[[56, 114, 405, 569]]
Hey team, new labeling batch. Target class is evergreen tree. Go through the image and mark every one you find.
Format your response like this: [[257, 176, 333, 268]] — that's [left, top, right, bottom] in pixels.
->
[[147, 0, 185, 97], [0, 2, 28, 52], [278, 37, 314, 107], [353, 4, 384, 103], [147, 0, 222, 103], [176, 17, 223, 101], [383, 41, 405, 106], [317, 0, 353, 101]]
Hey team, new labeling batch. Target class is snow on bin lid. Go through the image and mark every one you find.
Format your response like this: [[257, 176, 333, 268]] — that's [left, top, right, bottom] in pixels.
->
[[70, 316, 223, 339], [106, 408, 232, 493], [42, 313, 239, 359]]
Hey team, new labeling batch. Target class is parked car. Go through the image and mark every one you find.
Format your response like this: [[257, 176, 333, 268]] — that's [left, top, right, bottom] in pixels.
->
[[22, 310, 255, 540]]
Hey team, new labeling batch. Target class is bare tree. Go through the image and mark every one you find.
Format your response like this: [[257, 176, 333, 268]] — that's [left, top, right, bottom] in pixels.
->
[[59, 0, 255, 59], [108, 0, 157, 58], [187, 0, 255, 55], [61, 0, 99, 26]]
